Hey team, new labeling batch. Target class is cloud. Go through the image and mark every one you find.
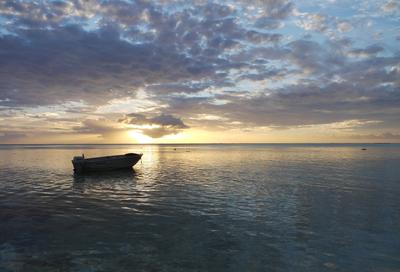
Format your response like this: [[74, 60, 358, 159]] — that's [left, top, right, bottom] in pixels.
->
[[0, 25, 208, 106], [346, 132, 400, 140], [150, 114, 188, 129], [336, 21, 352, 33], [151, 72, 400, 129], [0, 0, 295, 107], [74, 119, 121, 134], [0, 131, 26, 141], [381, 0, 398, 13], [0, 0, 399, 143], [119, 113, 189, 138], [296, 13, 328, 32], [120, 113, 187, 128], [139, 126, 181, 138], [347, 45, 384, 58]]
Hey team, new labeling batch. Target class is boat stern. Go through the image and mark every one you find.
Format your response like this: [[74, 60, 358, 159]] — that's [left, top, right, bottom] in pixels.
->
[[72, 156, 85, 172]]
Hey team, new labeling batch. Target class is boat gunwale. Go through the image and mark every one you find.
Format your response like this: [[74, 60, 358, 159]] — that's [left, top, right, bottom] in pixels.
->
[[77, 153, 142, 162], [72, 153, 142, 172]]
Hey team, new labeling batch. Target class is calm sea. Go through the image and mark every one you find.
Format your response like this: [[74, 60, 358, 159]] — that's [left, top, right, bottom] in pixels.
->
[[0, 144, 399, 271]]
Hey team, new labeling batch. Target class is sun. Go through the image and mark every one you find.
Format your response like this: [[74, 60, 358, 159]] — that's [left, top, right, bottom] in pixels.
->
[[128, 131, 153, 144]]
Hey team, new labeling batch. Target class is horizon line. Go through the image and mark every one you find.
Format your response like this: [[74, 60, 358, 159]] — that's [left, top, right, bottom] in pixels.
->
[[0, 142, 397, 145]]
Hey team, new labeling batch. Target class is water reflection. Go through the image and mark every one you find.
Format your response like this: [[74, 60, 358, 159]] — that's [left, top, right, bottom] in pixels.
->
[[0, 144, 400, 271], [72, 169, 138, 183], [71, 170, 140, 200]]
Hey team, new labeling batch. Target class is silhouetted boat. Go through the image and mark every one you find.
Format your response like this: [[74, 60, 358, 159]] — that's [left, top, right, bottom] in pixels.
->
[[72, 153, 142, 173]]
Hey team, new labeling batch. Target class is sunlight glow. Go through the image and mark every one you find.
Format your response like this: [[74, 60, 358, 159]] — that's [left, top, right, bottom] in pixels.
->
[[128, 131, 153, 144]]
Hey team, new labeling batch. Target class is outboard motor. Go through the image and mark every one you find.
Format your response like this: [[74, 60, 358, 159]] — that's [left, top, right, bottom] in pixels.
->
[[72, 155, 85, 172], [73, 153, 85, 161]]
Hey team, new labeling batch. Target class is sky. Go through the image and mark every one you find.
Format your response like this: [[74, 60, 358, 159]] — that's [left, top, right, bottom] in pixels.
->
[[0, 0, 399, 144]]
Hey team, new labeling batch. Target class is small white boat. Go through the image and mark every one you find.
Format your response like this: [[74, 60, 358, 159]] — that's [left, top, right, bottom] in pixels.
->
[[72, 153, 142, 173]]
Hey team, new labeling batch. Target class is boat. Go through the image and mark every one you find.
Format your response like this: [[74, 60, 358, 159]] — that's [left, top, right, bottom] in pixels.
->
[[72, 153, 142, 173]]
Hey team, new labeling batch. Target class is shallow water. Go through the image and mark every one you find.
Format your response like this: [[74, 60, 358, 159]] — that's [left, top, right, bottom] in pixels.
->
[[0, 144, 399, 271]]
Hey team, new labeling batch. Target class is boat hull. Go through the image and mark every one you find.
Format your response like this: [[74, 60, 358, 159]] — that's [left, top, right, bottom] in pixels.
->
[[72, 153, 142, 173]]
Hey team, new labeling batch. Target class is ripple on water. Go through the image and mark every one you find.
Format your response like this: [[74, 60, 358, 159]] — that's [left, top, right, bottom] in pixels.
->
[[0, 144, 400, 271]]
